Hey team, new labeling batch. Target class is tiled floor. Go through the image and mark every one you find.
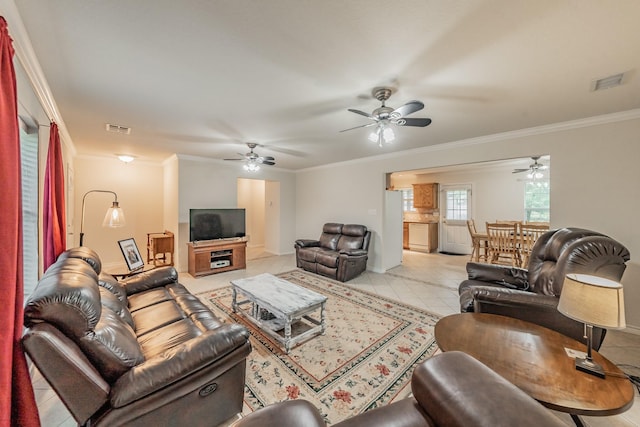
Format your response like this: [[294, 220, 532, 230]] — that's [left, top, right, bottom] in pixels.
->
[[30, 250, 640, 426]]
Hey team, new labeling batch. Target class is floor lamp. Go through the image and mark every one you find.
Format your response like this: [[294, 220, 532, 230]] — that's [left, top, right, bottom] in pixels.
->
[[80, 190, 126, 246]]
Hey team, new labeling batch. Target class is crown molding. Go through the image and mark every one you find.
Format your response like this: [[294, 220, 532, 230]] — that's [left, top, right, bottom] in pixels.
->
[[298, 108, 640, 173], [1, 0, 76, 156]]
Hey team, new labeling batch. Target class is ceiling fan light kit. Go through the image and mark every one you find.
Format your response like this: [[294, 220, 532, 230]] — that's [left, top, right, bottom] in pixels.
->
[[513, 156, 548, 181], [224, 142, 275, 172], [341, 86, 431, 147]]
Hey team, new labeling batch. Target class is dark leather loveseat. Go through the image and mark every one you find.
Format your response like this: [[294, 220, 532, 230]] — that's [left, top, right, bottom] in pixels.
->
[[459, 227, 630, 350], [230, 351, 566, 427], [295, 223, 371, 282], [22, 247, 251, 427]]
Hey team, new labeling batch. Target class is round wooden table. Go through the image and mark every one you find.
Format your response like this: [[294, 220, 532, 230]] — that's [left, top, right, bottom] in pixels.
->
[[434, 313, 634, 425]]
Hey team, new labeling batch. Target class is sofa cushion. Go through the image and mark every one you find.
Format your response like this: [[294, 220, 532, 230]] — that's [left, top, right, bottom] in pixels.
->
[[132, 300, 185, 336], [298, 247, 321, 262], [57, 247, 103, 275], [79, 307, 145, 383], [99, 287, 135, 328], [98, 272, 128, 302], [127, 287, 173, 312], [316, 250, 339, 268], [337, 224, 367, 251], [319, 232, 340, 250]]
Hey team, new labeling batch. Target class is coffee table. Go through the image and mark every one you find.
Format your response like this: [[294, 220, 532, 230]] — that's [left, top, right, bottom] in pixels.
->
[[434, 313, 634, 426], [231, 273, 327, 353]]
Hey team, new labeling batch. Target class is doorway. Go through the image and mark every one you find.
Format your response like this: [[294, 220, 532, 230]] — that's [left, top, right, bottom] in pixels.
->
[[237, 178, 280, 259]]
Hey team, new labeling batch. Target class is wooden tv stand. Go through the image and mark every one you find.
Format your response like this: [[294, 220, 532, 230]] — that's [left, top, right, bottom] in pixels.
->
[[187, 239, 247, 277]]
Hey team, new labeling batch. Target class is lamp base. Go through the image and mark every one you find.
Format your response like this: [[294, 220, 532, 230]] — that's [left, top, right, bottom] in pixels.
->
[[575, 357, 605, 378]]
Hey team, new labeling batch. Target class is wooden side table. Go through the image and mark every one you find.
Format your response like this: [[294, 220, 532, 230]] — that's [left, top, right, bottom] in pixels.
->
[[109, 264, 156, 280], [434, 313, 634, 426], [147, 231, 174, 266]]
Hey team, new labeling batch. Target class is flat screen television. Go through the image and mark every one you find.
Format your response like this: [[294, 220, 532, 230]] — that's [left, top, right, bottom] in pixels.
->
[[189, 208, 246, 242]]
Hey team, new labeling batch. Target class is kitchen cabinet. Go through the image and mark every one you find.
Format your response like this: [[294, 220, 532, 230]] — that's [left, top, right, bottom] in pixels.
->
[[408, 222, 438, 253], [412, 183, 438, 210]]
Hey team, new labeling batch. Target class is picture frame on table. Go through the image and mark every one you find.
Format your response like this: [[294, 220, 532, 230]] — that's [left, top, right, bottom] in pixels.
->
[[118, 238, 144, 271]]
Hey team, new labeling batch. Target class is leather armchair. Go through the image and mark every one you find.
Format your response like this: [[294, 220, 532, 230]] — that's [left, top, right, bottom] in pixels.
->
[[295, 223, 371, 282], [23, 247, 251, 427], [230, 351, 566, 427], [459, 228, 630, 350]]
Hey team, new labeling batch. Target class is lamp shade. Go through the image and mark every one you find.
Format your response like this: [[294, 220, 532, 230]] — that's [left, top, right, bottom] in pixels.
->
[[558, 274, 625, 329], [102, 201, 126, 227]]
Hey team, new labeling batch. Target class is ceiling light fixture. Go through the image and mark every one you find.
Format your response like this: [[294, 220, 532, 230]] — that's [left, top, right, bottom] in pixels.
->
[[243, 161, 260, 172], [117, 155, 135, 163], [368, 121, 395, 147]]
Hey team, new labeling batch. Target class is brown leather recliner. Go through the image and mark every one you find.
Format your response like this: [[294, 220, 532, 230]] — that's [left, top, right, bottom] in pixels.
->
[[295, 223, 371, 282], [229, 351, 567, 427], [458, 227, 630, 350], [22, 247, 251, 427]]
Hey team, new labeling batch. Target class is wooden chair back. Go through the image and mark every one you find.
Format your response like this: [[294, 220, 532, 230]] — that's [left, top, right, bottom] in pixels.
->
[[467, 220, 488, 262], [519, 223, 550, 267], [486, 222, 520, 266]]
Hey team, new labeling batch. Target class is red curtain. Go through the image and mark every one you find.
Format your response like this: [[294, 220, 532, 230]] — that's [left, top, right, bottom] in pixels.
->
[[0, 17, 41, 427], [43, 122, 66, 270]]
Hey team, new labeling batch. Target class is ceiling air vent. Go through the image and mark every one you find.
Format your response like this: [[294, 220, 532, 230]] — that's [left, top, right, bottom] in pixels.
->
[[591, 73, 625, 91], [105, 123, 131, 134]]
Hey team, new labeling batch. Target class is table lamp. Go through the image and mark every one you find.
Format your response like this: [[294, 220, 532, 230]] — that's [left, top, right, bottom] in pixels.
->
[[557, 273, 625, 378], [80, 190, 126, 246]]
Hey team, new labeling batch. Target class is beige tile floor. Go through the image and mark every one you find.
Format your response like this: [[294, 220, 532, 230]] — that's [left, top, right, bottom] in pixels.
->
[[30, 249, 640, 426]]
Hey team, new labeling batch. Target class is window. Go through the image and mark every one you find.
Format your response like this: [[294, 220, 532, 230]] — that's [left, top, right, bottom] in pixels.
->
[[20, 127, 39, 301], [524, 181, 550, 222], [401, 188, 415, 212], [445, 188, 470, 222]]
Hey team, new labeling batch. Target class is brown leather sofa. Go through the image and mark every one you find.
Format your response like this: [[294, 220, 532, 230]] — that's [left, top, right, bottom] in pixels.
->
[[230, 351, 566, 427], [295, 223, 371, 282], [459, 227, 630, 350], [22, 247, 251, 427]]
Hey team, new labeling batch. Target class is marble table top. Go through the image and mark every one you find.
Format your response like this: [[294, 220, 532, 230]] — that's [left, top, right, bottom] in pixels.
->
[[231, 273, 326, 314]]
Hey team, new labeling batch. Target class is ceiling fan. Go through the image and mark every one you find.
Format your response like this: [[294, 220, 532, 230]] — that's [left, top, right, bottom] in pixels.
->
[[340, 87, 432, 147], [224, 143, 275, 172], [512, 156, 548, 179]]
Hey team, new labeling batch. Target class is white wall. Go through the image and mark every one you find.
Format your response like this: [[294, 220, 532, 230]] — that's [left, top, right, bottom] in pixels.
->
[[74, 156, 165, 270], [176, 156, 296, 271], [296, 113, 640, 330]]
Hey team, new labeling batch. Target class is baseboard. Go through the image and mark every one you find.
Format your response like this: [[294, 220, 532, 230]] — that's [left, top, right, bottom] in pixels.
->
[[622, 324, 640, 336]]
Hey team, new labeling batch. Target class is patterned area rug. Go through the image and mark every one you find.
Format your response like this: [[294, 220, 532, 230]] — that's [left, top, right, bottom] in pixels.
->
[[198, 270, 440, 425]]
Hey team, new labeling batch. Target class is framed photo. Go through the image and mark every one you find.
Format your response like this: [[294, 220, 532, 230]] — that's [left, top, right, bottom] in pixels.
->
[[118, 238, 144, 271]]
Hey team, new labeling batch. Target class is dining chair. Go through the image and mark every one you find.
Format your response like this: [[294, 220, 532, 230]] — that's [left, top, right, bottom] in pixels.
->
[[466, 220, 489, 262], [486, 222, 521, 266], [519, 223, 550, 267]]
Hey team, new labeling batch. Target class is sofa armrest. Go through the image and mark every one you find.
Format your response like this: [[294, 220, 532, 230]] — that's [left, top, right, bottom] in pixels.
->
[[110, 324, 250, 407], [120, 266, 178, 295], [466, 262, 529, 290], [411, 351, 566, 427], [467, 286, 606, 349], [295, 239, 320, 248]]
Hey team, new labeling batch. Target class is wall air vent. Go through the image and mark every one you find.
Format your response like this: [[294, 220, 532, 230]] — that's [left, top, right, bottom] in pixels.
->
[[105, 123, 131, 134], [591, 73, 625, 91]]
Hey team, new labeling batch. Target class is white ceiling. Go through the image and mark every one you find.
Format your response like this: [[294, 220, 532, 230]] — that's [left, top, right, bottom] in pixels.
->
[[12, 0, 640, 170]]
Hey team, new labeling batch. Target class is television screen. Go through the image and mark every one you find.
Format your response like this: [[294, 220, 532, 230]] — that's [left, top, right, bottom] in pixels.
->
[[189, 208, 246, 242]]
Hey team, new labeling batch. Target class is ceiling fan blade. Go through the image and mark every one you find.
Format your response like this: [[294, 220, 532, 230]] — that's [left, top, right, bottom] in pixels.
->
[[348, 109, 377, 120], [261, 161, 276, 166], [224, 158, 243, 161], [339, 122, 378, 133], [395, 117, 432, 127], [261, 156, 275, 161], [392, 100, 424, 118], [512, 169, 529, 174]]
